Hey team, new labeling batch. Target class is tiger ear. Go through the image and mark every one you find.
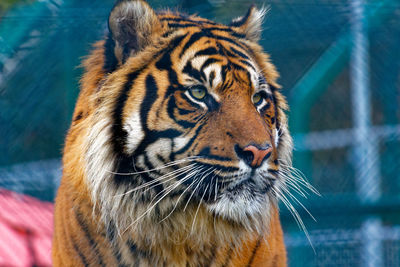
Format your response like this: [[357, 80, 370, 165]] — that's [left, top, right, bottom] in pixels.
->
[[230, 6, 267, 42], [108, 0, 161, 64]]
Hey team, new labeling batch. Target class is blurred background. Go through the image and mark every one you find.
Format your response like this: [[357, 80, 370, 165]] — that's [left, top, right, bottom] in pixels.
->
[[1, 0, 399, 266]]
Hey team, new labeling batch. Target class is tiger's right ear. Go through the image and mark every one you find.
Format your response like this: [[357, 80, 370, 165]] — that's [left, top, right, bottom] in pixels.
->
[[108, 0, 161, 65]]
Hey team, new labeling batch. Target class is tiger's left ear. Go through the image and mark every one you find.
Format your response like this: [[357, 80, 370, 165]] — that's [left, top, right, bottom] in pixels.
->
[[230, 6, 267, 42], [108, 0, 161, 65]]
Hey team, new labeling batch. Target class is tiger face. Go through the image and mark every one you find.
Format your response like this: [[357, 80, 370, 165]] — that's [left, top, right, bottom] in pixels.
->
[[85, 0, 292, 236]]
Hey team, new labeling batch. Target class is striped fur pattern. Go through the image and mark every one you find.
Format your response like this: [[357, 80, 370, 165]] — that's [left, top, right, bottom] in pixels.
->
[[53, 0, 295, 266]]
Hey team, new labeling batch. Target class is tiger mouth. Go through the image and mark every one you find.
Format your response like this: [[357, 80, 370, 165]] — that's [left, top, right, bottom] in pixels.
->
[[186, 169, 277, 205], [223, 172, 275, 193], [224, 177, 274, 196]]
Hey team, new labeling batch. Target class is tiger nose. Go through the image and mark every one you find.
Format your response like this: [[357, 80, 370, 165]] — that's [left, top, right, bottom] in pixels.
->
[[236, 145, 273, 168]]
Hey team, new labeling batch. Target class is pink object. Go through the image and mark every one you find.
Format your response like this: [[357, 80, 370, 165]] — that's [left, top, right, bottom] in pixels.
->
[[0, 189, 53, 266]]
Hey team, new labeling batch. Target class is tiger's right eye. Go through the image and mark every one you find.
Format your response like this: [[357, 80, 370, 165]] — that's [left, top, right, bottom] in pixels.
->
[[188, 86, 207, 100], [252, 92, 263, 105]]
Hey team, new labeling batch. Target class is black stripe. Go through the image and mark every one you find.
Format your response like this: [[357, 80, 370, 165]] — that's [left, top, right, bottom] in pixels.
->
[[71, 237, 90, 267], [222, 79, 234, 91], [105, 222, 129, 267], [221, 246, 233, 267], [113, 155, 137, 184], [127, 239, 155, 263], [220, 64, 229, 84], [140, 74, 158, 131], [203, 244, 218, 267], [230, 46, 250, 60], [207, 26, 237, 33], [177, 107, 197, 115], [240, 60, 256, 72], [167, 23, 198, 28], [213, 35, 250, 53], [112, 69, 143, 154], [73, 111, 83, 122], [143, 152, 157, 172], [230, 62, 247, 72], [200, 58, 222, 73], [246, 236, 262, 267], [195, 161, 239, 173], [74, 207, 106, 267], [127, 240, 142, 266], [113, 154, 164, 198], [156, 153, 168, 165], [183, 60, 203, 82], [198, 147, 232, 162], [194, 47, 219, 57], [179, 31, 209, 58], [160, 17, 218, 26], [209, 70, 215, 87], [167, 94, 198, 128], [132, 129, 182, 163], [173, 123, 205, 156]]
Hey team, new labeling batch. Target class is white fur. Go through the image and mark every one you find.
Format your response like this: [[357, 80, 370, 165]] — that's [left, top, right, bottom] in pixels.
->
[[145, 138, 172, 166], [244, 7, 268, 41], [173, 136, 190, 152], [232, 7, 269, 41], [84, 114, 117, 215], [203, 64, 222, 89], [208, 189, 272, 233], [124, 112, 145, 154]]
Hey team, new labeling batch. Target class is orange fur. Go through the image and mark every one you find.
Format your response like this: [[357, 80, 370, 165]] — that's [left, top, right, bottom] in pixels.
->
[[53, 1, 290, 266]]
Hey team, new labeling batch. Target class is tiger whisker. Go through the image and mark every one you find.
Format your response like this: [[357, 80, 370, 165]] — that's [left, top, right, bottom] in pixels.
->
[[283, 172, 319, 196], [278, 181, 316, 222], [144, 167, 201, 208], [139, 164, 198, 195], [107, 157, 200, 176], [183, 166, 215, 212], [122, 169, 199, 235], [272, 186, 315, 252], [213, 170, 221, 202], [277, 171, 310, 197], [114, 163, 196, 197], [191, 183, 210, 234], [278, 162, 320, 195], [159, 167, 205, 223]]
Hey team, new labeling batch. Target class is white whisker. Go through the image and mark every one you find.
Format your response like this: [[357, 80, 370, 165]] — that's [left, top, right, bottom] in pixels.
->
[[159, 166, 205, 223], [114, 163, 196, 197], [122, 170, 196, 235], [273, 186, 315, 252], [183, 167, 215, 212], [191, 183, 210, 233], [107, 156, 199, 176]]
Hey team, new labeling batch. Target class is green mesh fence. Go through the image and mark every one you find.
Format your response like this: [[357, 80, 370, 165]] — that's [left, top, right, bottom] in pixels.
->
[[1, 1, 400, 266]]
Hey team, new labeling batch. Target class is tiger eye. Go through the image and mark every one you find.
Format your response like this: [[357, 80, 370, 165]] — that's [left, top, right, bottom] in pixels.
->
[[189, 86, 207, 100], [252, 92, 262, 105]]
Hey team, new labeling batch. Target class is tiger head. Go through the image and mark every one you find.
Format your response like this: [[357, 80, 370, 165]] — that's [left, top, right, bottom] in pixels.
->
[[83, 0, 293, 238]]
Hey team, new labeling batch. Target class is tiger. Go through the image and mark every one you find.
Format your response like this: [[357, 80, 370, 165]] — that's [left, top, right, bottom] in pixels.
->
[[52, 0, 296, 266]]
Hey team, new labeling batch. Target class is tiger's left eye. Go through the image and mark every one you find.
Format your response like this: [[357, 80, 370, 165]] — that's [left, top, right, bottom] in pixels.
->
[[252, 92, 263, 105], [189, 86, 207, 100]]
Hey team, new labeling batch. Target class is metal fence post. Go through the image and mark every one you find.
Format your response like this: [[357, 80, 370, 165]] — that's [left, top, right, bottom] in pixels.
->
[[350, 0, 383, 266]]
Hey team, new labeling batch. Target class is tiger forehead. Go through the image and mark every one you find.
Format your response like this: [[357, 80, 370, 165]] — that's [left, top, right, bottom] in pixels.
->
[[157, 18, 261, 92]]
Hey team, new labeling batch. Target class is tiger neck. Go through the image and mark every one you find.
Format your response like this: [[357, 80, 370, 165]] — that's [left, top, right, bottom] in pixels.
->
[[108, 203, 272, 266]]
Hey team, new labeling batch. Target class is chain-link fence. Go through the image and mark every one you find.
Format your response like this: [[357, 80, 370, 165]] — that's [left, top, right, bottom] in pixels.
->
[[1, 0, 399, 266]]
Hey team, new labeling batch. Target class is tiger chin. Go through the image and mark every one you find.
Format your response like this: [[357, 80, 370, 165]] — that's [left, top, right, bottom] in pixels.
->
[[53, 0, 294, 266]]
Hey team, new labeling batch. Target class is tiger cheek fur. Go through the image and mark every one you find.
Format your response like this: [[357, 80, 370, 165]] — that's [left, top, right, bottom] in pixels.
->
[[52, 0, 292, 266]]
